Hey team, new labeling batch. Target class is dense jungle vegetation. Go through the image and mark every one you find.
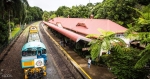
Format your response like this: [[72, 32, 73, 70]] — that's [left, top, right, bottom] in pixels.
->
[[1, 0, 150, 79], [0, 0, 43, 46]]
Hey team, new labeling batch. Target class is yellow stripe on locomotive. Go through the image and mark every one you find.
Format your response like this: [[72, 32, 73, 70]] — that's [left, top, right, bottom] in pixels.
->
[[29, 26, 38, 33]]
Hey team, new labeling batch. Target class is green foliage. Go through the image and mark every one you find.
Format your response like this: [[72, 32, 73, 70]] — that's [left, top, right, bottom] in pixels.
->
[[87, 29, 126, 60], [101, 46, 146, 79], [9, 22, 15, 30], [125, 6, 150, 40], [24, 6, 43, 23], [42, 11, 50, 21], [134, 44, 150, 69], [94, 0, 139, 27], [13, 18, 19, 24], [0, 19, 9, 46], [88, 39, 102, 60], [54, 4, 94, 18], [125, 5, 150, 71], [50, 14, 57, 19], [55, 6, 70, 17], [11, 27, 20, 38]]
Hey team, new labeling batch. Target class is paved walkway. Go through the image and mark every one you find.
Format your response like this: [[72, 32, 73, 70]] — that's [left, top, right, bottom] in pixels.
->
[[44, 25, 115, 79], [63, 47, 115, 79]]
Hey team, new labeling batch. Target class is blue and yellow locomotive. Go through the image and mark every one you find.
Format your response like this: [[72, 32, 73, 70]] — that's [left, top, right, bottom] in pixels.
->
[[21, 26, 47, 79]]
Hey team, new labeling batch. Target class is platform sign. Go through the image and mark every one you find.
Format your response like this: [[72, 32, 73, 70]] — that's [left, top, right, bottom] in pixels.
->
[[34, 58, 44, 68]]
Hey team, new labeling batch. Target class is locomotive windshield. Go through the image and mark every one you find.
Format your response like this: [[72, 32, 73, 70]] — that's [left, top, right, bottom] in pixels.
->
[[22, 51, 36, 56], [42, 49, 46, 54]]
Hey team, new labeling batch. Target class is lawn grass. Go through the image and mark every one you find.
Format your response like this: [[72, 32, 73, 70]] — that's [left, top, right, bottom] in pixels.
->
[[9, 27, 21, 39]]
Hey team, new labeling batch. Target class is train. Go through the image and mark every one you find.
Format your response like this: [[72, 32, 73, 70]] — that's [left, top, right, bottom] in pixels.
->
[[21, 25, 47, 79]]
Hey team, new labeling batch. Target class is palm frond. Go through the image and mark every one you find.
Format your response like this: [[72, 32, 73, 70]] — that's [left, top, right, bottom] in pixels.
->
[[112, 37, 126, 46], [139, 33, 150, 45], [103, 39, 111, 50], [86, 34, 99, 38], [134, 52, 150, 69], [90, 41, 102, 60], [138, 18, 150, 24], [127, 6, 143, 18], [134, 44, 150, 68], [98, 28, 114, 36], [141, 37, 150, 44], [112, 44, 123, 53]]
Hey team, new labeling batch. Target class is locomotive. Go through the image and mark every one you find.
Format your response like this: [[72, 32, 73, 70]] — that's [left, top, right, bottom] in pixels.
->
[[21, 26, 47, 79]]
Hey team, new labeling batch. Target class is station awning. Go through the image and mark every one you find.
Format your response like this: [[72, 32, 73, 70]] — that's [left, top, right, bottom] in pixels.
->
[[43, 21, 91, 42]]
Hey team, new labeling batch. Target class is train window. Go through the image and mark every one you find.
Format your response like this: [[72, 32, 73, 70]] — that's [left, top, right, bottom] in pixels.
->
[[32, 51, 36, 56], [42, 49, 46, 54], [22, 51, 27, 56], [29, 51, 36, 56], [38, 51, 41, 54], [31, 27, 36, 30], [27, 51, 32, 56]]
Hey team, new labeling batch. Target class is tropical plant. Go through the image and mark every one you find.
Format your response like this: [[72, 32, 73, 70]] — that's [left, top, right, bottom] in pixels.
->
[[101, 45, 147, 79], [86, 28, 126, 60], [94, 0, 139, 27], [0, 19, 9, 46], [0, 0, 29, 46], [125, 5, 150, 69]]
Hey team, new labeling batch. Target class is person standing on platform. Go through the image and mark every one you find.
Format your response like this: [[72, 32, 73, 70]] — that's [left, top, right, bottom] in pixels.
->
[[88, 58, 92, 68]]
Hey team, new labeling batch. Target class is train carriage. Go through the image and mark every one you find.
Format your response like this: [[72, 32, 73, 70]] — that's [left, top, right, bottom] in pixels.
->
[[28, 33, 40, 42], [29, 26, 38, 33], [21, 26, 47, 79]]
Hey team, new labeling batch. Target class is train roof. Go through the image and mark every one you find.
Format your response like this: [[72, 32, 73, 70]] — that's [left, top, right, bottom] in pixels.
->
[[22, 41, 46, 51]]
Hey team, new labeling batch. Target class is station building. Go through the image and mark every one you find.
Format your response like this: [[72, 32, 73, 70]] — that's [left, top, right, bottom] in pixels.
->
[[43, 17, 130, 57]]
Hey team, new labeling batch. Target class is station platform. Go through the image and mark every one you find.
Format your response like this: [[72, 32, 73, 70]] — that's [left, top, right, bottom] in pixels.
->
[[63, 46, 115, 79], [43, 25, 115, 79]]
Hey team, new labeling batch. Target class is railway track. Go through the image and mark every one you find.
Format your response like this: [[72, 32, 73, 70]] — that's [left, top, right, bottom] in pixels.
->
[[0, 25, 29, 79], [0, 21, 84, 79], [39, 22, 84, 79]]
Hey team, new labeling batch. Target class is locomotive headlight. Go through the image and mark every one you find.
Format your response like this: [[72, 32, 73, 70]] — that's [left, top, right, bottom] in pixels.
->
[[42, 66, 46, 70], [24, 69, 28, 75], [35, 68, 39, 72]]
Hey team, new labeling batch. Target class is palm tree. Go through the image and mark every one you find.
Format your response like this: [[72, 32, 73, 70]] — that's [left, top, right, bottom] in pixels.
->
[[86, 28, 126, 60]]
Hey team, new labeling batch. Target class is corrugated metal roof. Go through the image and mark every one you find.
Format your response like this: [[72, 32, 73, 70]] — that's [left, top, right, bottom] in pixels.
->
[[49, 18, 127, 35], [43, 21, 92, 42]]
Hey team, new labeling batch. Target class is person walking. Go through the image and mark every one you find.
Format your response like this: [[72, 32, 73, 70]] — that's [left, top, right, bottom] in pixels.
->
[[88, 58, 92, 68]]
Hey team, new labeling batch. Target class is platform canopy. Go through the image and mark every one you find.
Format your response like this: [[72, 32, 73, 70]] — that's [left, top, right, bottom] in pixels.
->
[[43, 21, 92, 42]]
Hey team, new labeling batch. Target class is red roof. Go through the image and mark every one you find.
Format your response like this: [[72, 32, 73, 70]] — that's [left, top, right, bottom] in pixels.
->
[[43, 21, 91, 42], [49, 18, 127, 35]]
